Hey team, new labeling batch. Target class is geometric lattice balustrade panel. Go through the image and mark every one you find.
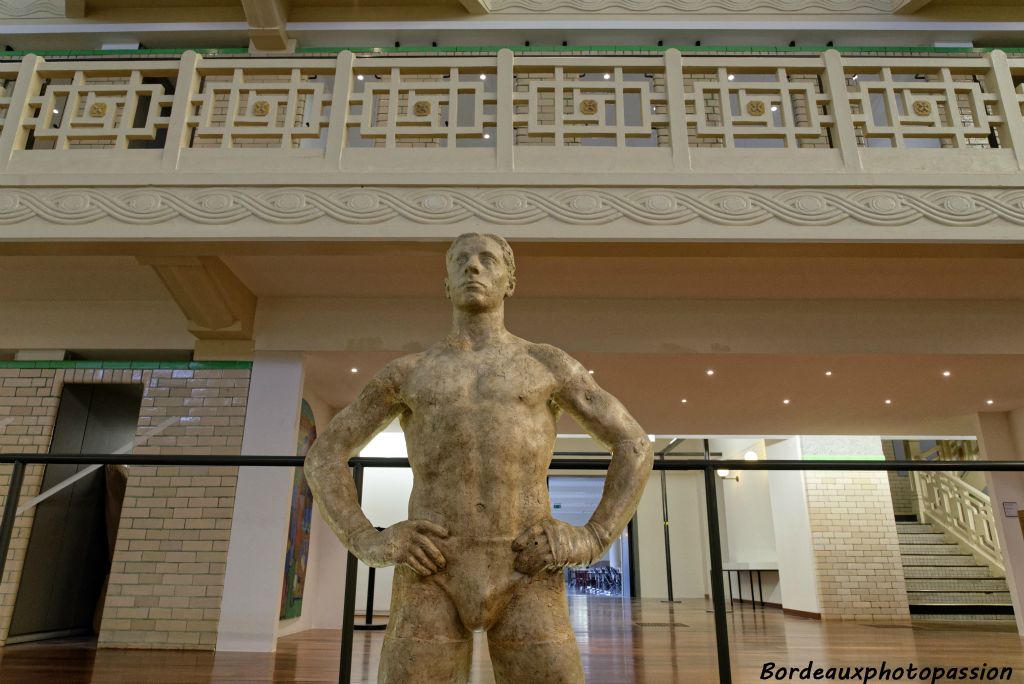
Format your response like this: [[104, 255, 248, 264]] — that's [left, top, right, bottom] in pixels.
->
[[0, 66, 21, 137], [682, 64, 834, 150], [512, 64, 668, 148], [1011, 58, 1024, 124], [346, 65, 498, 149], [188, 64, 334, 149], [845, 64, 1001, 149], [23, 66, 178, 150]]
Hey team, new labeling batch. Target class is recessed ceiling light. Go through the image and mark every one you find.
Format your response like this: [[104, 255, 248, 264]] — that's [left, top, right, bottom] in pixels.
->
[[885, 399, 892, 405], [770, 105, 778, 112], [53, 108, 59, 114], [483, 133, 490, 139], [588, 369, 594, 374], [825, 370, 833, 376], [603, 73, 611, 80], [350, 368, 358, 373], [680, 399, 688, 403], [479, 74, 487, 80], [706, 369, 715, 376], [987, 399, 995, 405], [356, 74, 364, 81], [783, 399, 790, 405], [942, 371, 951, 377], [727, 74, 735, 81]]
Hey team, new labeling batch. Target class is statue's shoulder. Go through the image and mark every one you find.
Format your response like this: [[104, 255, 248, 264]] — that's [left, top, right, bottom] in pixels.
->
[[378, 350, 430, 386], [524, 341, 582, 383]]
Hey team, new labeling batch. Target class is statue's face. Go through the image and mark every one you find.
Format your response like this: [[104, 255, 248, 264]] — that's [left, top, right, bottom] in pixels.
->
[[445, 235, 514, 312]]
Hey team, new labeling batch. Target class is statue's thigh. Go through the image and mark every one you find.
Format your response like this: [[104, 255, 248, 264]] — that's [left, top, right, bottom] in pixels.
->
[[379, 567, 472, 684], [486, 572, 584, 684]]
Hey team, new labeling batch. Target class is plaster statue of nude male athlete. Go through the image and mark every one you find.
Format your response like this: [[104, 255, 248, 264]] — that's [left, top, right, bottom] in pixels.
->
[[304, 233, 654, 683]]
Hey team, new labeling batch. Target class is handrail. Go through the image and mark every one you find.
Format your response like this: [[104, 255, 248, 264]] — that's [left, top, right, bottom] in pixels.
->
[[913, 469, 1004, 574], [2, 452, 1024, 684]]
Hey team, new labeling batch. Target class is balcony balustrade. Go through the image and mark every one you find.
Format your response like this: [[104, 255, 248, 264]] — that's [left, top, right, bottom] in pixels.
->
[[1, 49, 1023, 239]]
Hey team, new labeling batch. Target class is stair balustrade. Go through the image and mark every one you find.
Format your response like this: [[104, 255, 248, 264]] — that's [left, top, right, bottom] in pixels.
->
[[912, 469, 1004, 575]]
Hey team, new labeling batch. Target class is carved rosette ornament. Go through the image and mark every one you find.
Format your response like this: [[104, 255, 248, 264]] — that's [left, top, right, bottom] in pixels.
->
[[913, 100, 932, 117], [579, 99, 599, 116], [413, 101, 432, 117], [252, 100, 271, 116], [88, 102, 107, 117], [746, 101, 767, 117]]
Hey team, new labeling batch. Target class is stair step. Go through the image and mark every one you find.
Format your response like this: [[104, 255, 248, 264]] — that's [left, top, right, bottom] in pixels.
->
[[896, 523, 940, 533], [909, 604, 1015, 616], [913, 613, 1016, 622], [908, 591, 1012, 605], [902, 555, 983, 566], [905, 578, 1008, 591], [902, 566, 993, 579], [898, 533, 947, 543], [900, 544, 968, 555]]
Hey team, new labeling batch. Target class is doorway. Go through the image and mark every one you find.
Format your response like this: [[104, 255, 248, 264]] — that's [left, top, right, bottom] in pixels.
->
[[549, 476, 633, 598], [7, 383, 141, 644]]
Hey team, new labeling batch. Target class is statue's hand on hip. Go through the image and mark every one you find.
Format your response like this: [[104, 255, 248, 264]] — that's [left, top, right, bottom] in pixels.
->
[[351, 520, 449, 576], [512, 518, 603, 575]]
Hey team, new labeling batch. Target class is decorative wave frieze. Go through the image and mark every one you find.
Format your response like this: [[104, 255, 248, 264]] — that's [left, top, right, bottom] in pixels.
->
[[1, 0, 63, 18], [490, 0, 892, 13], [1, 187, 1023, 228]]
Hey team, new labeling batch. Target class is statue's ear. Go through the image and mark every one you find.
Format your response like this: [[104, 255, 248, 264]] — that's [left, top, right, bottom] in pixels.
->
[[444, 278, 451, 300], [505, 275, 516, 298]]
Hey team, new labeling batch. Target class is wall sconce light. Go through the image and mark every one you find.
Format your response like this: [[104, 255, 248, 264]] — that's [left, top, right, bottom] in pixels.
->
[[716, 468, 739, 482]]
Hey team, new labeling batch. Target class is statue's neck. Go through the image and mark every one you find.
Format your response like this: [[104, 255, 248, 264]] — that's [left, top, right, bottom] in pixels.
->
[[449, 307, 508, 350]]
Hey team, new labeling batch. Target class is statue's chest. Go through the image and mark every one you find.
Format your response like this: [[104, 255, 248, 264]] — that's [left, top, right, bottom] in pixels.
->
[[405, 353, 553, 409]]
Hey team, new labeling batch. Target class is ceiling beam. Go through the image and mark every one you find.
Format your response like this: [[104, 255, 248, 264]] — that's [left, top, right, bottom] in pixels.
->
[[241, 0, 290, 52], [893, 0, 935, 14], [137, 256, 256, 341], [457, 0, 491, 15]]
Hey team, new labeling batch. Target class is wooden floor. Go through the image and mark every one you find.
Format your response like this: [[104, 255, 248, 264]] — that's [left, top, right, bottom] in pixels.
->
[[1, 598, 1023, 683]]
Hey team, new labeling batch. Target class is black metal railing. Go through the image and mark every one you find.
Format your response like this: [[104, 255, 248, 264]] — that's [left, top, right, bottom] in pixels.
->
[[1, 450, 1023, 684]]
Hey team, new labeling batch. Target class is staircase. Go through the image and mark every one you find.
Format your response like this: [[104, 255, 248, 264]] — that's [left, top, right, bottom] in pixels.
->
[[898, 520, 1014, 621]]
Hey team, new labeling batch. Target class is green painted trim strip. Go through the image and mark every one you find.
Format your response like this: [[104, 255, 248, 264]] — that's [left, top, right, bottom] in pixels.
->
[[0, 360, 252, 370], [0, 44, 1010, 59], [803, 454, 886, 462]]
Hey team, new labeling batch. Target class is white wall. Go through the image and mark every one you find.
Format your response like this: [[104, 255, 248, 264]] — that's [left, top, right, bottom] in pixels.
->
[[976, 409, 1024, 636], [218, 352, 304, 652], [765, 437, 820, 615], [713, 438, 781, 604], [636, 471, 708, 600]]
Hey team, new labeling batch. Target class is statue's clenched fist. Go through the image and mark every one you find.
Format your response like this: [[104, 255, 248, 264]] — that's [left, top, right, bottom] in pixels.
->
[[351, 520, 449, 576], [511, 518, 607, 576]]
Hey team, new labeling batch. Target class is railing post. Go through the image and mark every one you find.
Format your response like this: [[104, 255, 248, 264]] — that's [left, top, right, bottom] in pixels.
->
[[0, 55, 44, 171], [496, 48, 515, 172], [664, 48, 692, 171], [821, 49, 864, 172], [325, 50, 355, 170], [0, 461, 27, 586], [161, 50, 202, 171], [987, 50, 1024, 170], [338, 462, 363, 684], [702, 441, 732, 684]]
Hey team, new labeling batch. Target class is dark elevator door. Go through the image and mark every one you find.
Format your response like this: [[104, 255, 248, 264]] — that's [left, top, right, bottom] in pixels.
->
[[8, 383, 142, 643]]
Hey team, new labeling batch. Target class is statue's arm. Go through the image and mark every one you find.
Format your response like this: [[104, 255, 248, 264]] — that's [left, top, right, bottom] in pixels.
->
[[304, 362, 406, 555], [514, 345, 653, 572], [552, 352, 654, 556]]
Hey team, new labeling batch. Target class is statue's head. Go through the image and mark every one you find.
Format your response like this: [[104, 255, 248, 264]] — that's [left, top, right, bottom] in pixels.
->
[[444, 233, 517, 312]]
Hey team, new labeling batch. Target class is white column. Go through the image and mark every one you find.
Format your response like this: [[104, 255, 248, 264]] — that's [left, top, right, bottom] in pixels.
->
[[766, 437, 820, 615], [975, 409, 1024, 636], [217, 352, 304, 652]]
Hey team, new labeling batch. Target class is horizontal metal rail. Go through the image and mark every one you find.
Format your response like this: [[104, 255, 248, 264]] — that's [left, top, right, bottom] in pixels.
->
[[1, 451, 1022, 684]]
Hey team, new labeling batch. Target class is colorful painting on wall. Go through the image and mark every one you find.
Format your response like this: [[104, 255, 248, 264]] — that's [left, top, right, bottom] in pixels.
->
[[281, 399, 317, 619]]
